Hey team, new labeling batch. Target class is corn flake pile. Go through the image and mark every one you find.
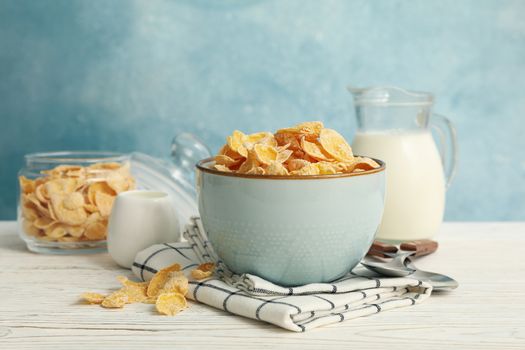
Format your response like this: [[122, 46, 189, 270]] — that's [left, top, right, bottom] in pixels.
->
[[82, 262, 215, 316], [214, 121, 380, 175], [19, 162, 135, 242]]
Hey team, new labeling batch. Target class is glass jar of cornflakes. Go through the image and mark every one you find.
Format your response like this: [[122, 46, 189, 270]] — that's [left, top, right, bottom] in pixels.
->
[[18, 151, 135, 254], [17, 135, 210, 254]]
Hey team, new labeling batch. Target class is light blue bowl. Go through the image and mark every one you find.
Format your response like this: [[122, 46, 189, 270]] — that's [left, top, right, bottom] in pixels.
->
[[196, 158, 386, 286]]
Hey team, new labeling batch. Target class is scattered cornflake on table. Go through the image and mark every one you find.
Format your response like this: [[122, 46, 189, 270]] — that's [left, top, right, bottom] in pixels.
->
[[81, 263, 195, 316], [156, 292, 187, 316], [81, 292, 106, 304]]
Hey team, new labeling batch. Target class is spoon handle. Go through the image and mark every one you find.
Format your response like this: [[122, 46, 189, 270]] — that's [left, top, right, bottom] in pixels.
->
[[367, 239, 439, 258], [366, 241, 398, 258], [400, 240, 439, 257]]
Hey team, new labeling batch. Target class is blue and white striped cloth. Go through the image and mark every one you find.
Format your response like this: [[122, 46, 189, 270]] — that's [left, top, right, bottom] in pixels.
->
[[132, 217, 432, 332]]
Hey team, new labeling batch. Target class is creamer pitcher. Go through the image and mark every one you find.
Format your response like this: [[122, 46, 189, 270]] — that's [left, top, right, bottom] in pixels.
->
[[349, 86, 457, 242]]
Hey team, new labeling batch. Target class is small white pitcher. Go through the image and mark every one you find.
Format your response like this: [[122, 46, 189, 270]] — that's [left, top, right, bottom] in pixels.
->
[[107, 190, 180, 268]]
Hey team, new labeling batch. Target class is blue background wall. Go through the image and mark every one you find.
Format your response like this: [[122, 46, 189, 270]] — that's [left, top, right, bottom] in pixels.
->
[[1, 0, 524, 220]]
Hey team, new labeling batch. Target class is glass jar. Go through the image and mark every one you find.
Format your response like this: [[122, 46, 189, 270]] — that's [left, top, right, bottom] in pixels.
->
[[18, 151, 134, 254]]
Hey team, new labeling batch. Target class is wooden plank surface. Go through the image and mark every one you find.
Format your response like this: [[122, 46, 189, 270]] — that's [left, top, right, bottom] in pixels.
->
[[0, 222, 524, 349]]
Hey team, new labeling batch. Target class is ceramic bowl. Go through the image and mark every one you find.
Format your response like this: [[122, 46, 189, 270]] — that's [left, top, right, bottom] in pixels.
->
[[196, 158, 386, 286]]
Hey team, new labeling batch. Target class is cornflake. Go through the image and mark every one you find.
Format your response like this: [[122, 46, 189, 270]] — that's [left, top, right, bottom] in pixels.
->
[[82, 292, 106, 304], [191, 262, 215, 280], [160, 271, 189, 296], [156, 292, 187, 316], [101, 290, 129, 308], [146, 263, 182, 297]]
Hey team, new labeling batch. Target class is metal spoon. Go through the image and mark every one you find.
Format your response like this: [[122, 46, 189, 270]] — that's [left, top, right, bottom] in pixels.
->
[[361, 255, 458, 290], [361, 240, 458, 290], [404, 257, 459, 290], [361, 239, 438, 276], [361, 252, 415, 277]]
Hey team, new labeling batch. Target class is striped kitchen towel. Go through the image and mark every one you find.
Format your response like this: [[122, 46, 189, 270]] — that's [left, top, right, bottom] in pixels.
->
[[132, 217, 432, 332]]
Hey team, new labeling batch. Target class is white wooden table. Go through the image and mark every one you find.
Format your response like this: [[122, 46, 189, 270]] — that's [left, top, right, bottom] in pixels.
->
[[0, 222, 524, 349]]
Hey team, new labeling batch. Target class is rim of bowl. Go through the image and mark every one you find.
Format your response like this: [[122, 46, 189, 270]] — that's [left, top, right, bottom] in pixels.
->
[[196, 156, 385, 180]]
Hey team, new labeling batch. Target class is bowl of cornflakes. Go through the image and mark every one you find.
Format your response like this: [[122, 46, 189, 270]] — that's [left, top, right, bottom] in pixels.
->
[[196, 122, 386, 286], [18, 151, 136, 254]]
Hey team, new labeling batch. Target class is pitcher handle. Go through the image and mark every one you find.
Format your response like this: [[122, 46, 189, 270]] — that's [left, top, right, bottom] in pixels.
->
[[430, 114, 458, 189]]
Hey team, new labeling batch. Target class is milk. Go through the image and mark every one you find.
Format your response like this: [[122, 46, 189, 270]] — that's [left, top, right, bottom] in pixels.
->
[[352, 130, 445, 241]]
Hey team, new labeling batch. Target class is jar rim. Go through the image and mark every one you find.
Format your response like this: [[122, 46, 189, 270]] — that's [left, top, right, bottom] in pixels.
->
[[25, 151, 129, 164]]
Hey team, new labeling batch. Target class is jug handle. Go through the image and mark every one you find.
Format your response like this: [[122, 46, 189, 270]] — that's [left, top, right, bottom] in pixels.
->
[[430, 114, 458, 189]]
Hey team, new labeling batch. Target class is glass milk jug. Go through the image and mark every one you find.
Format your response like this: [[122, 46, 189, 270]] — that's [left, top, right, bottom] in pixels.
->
[[348, 86, 457, 242]]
